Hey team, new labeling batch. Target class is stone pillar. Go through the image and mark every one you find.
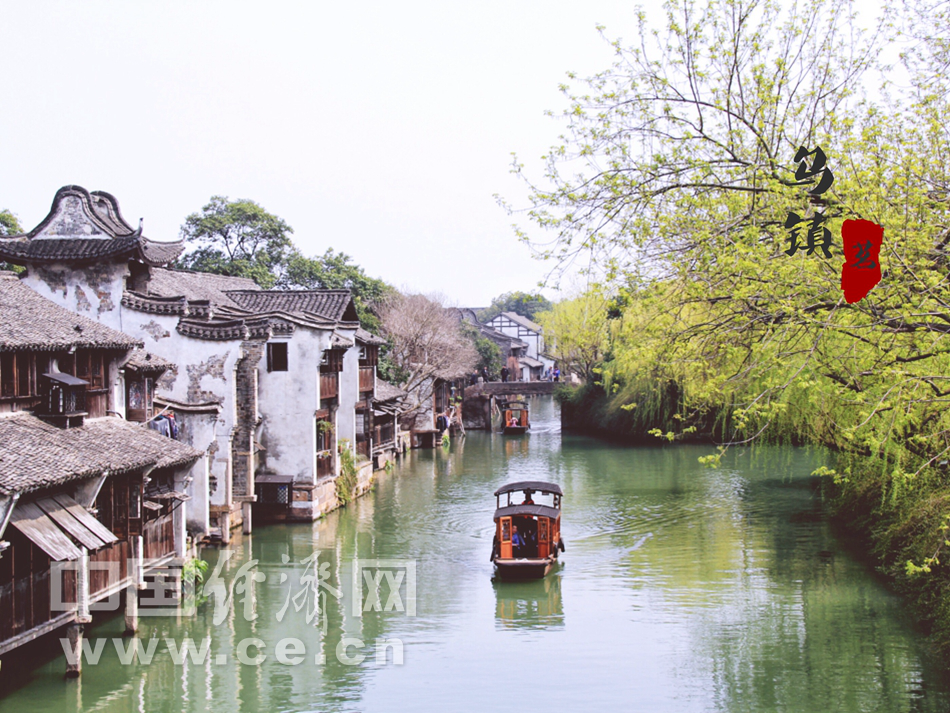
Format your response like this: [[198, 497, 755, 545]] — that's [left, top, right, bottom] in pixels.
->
[[65, 624, 83, 678], [242, 501, 252, 535], [77, 549, 91, 624], [220, 511, 231, 545], [173, 499, 186, 558], [124, 584, 138, 635]]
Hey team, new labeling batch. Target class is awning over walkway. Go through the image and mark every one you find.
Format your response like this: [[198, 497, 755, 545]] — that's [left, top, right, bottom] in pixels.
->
[[9, 494, 118, 561]]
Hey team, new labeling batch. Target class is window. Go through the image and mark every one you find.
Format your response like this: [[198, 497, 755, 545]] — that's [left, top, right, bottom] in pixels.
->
[[0, 353, 14, 398], [267, 342, 289, 372]]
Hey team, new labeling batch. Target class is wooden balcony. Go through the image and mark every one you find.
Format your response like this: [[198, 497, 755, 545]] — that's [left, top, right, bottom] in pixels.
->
[[143, 514, 175, 563], [320, 372, 338, 401], [359, 366, 375, 394], [373, 422, 395, 451]]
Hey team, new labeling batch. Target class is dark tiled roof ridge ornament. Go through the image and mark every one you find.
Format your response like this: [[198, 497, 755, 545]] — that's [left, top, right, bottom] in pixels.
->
[[0, 185, 184, 267]]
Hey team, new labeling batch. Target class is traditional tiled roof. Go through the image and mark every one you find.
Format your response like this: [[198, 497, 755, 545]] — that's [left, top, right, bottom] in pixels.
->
[[137, 267, 259, 307], [0, 186, 183, 267], [122, 348, 173, 374], [453, 308, 527, 350], [329, 331, 354, 348], [126, 267, 362, 343], [496, 311, 543, 333], [225, 290, 360, 324], [375, 379, 408, 403], [153, 396, 222, 414], [0, 273, 141, 352], [356, 328, 386, 346], [0, 413, 203, 495]]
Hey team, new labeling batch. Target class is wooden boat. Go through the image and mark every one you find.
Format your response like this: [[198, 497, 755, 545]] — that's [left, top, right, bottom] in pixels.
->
[[491, 481, 564, 580], [499, 399, 529, 435]]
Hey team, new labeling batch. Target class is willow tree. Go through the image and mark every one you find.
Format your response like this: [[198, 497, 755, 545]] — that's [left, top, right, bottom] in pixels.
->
[[512, 0, 950, 646]]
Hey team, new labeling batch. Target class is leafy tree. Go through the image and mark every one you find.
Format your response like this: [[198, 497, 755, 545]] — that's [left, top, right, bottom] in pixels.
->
[[280, 248, 393, 334], [177, 196, 294, 289], [509, 0, 950, 654], [461, 322, 502, 377], [536, 291, 611, 383], [478, 291, 552, 323], [0, 209, 24, 273], [0, 209, 20, 236]]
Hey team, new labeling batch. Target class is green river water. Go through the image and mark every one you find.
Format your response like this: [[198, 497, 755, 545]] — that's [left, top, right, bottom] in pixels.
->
[[1, 396, 947, 712]]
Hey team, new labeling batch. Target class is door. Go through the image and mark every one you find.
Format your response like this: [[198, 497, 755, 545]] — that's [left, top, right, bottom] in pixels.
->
[[499, 517, 512, 559], [538, 517, 549, 558]]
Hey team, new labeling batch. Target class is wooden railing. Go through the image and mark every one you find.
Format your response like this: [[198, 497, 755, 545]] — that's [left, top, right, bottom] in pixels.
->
[[143, 514, 176, 562], [374, 422, 395, 449], [359, 366, 375, 394], [320, 373, 338, 401], [90, 540, 130, 596]]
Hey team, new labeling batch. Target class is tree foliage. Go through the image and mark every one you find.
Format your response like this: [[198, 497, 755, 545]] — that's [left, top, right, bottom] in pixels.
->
[[0, 209, 24, 273], [178, 196, 295, 289], [511, 0, 950, 651], [176, 196, 391, 333], [461, 322, 503, 377], [478, 291, 553, 323], [536, 291, 612, 382], [281, 248, 393, 334], [0, 209, 21, 237]]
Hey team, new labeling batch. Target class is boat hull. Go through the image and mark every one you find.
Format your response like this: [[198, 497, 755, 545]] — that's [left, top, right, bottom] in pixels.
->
[[493, 556, 556, 580], [502, 425, 528, 435]]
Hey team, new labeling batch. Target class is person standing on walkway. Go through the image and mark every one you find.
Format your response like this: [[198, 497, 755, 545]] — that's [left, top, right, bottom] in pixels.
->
[[501, 366, 509, 383]]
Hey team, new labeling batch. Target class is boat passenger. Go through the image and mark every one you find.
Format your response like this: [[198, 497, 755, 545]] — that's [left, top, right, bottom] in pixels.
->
[[509, 415, 519, 427], [512, 526, 527, 557]]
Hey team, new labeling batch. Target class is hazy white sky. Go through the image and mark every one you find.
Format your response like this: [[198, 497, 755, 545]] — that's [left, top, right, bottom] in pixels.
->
[[0, 1, 646, 306]]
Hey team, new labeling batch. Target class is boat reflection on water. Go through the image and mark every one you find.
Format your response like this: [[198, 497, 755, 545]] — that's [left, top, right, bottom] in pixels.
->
[[503, 436, 530, 458], [493, 572, 564, 630]]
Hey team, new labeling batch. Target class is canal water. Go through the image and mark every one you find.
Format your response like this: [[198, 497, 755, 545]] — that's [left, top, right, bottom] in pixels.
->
[[2, 396, 948, 712]]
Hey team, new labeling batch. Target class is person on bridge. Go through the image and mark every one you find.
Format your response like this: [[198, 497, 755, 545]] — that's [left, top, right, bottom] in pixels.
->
[[501, 366, 509, 383]]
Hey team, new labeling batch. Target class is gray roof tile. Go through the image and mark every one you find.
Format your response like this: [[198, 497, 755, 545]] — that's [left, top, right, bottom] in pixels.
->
[[0, 413, 203, 495], [0, 273, 141, 351]]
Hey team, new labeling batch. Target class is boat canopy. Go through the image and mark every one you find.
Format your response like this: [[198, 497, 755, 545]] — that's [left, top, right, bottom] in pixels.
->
[[494, 503, 560, 520], [493, 481, 562, 497]]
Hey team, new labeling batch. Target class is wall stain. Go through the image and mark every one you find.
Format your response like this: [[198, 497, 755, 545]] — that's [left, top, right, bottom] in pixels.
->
[[187, 354, 228, 403], [157, 363, 178, 390], [35, 266, 68, 298], [141, 320, 170, 341], [74, 285, 91, 312]]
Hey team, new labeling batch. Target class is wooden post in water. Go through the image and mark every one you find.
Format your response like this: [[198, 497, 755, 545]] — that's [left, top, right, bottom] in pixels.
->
[[124, 584, 138, 635], [64, 624, 83, 678]]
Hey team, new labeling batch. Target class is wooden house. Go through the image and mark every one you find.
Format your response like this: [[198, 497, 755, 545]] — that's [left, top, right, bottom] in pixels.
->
[[0, 273, 203, 675], [0, 186, 388, 535]]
